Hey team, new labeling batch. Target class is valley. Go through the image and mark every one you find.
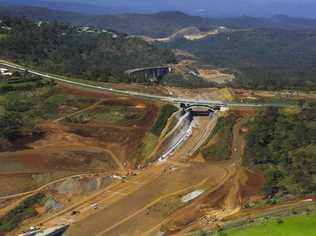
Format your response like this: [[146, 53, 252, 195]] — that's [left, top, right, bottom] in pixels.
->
[[0, 63, 314, 235], [0, 6, 315, 236]]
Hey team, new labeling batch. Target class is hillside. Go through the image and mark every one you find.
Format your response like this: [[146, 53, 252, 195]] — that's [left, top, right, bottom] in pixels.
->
[[165, 28, 316, 90], [0, 7, 215, 37], [2, 7, 316, 89], [0, 5, 83, 23], [0, 16, 176, 83], [139, 26, 233, 43], [2, 6, 316, 37]]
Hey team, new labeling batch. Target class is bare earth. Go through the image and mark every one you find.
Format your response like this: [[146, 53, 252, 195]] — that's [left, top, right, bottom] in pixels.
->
[[2, 85, 266, 236]]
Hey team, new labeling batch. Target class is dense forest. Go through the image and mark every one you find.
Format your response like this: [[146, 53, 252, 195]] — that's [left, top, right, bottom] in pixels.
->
[[0, 17, 176, 83], [244, 107, 316, 198], [166, 29, 316, 90]]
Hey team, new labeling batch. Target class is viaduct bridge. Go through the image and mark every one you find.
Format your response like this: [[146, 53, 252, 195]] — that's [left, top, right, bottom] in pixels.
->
[[125, 66, 173, 82]]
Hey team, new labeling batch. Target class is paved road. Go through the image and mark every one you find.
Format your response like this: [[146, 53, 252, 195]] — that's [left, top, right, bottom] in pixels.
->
[[0, 61, 292, 108]]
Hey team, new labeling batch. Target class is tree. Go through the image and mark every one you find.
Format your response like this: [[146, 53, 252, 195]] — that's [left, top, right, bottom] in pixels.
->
[[0, 112, 24, 140]]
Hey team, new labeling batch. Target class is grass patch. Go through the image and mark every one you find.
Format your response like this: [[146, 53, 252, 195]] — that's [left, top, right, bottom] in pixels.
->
[[132, 133, 159, 165], [0, 193, 45, 232], [226, 212, 316, 236], [151, 104, 178, 136], [132, 104, 178, 165], [200, 114, 238, 161], [93, 106, 145, 125], [0, 73, 99, 150], [67, 105, 146, 126], [161, 114, 178, 138]]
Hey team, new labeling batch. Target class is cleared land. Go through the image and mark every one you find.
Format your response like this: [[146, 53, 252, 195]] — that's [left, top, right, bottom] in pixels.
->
[[3, 103, 266, 236], [2, 71, 311, 235], [0, 82, 164, 234], [59, 115, 263, 236], [198, 68, 235, 84], [0, 84, 160, 196]]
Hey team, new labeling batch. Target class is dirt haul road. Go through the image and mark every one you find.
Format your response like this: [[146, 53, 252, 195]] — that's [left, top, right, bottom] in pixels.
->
[[64, 164, 231, 236], [60, 116, 232, 236], [13, 115, 225, 236]]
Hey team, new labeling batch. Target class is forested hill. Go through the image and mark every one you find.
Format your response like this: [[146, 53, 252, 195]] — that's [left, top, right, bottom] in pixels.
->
[[0, 7, 215, 38], [166, 28, 316, 90], [0, 17, 176, 83], [2, 5, 316, 37], [0, 5, 84, 24]]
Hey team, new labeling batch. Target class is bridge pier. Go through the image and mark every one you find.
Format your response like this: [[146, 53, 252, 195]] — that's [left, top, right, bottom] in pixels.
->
[[126, 66, 172, 83]]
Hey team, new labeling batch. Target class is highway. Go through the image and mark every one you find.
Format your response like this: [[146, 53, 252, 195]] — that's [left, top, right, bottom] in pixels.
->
[[0, 61, 293, 108]]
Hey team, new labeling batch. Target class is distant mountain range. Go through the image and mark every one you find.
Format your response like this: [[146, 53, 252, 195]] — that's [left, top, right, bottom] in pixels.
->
[[0, 0, 128, 15], [1, 5, 316, 38]]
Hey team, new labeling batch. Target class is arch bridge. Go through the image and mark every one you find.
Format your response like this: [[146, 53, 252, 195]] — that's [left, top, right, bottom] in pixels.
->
[[180, 103, 222, 117]]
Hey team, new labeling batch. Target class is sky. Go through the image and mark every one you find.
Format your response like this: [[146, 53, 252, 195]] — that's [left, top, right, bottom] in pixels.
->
[[52, 0, 316, 17]]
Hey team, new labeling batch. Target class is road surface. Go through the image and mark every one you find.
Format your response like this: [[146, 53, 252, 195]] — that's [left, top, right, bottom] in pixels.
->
[[0, 61, 293, 108]]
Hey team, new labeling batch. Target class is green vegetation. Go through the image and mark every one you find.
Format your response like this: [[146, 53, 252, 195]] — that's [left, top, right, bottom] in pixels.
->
[[133, 104, 178, 165], [4, 7, 316, 38], [0, 72, 97, 151], [161, 114, 178, 138], [0, 75, 54, 147], [226, 212, 316, 236], [0, 71, 49, 93], [0, 16, 176, 84], [166, 29, 316, 90], [244, 107, 316, 198], [66, 106, 146, 126], [200, 114, 237, 161], [132, 133, 159, 165], [151, 104, 178, 136], [0, 9, 215, 38], [0, 193, 45, 232], [3, 10, 316, 89]]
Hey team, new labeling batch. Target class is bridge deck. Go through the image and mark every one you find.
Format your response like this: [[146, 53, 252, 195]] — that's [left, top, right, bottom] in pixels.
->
[[125, 66, 171, 75]]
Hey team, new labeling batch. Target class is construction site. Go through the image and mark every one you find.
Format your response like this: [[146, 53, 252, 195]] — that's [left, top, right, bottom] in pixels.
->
[[0, 70, 314, 236]]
